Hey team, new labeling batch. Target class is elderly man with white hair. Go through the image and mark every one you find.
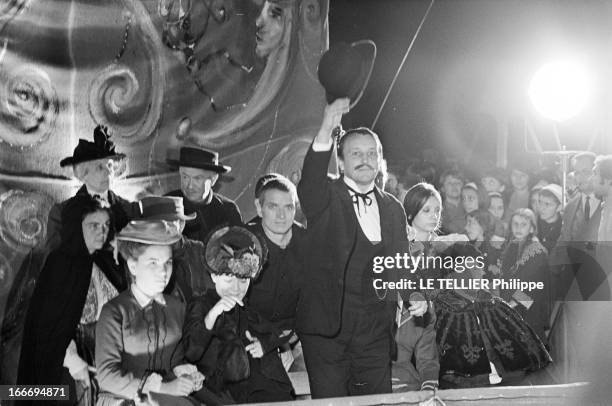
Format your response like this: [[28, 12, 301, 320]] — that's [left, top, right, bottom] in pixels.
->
[[45, 125, 140, 250]]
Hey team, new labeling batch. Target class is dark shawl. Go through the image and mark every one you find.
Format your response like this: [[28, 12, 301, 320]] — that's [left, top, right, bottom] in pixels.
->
[[17, 195, 126, 390]]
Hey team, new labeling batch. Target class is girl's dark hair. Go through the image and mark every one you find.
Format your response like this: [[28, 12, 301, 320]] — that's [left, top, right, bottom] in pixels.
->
[[403, 182, 442, 226], [60, 195, 115, 248], [466, 209, 497, 241]]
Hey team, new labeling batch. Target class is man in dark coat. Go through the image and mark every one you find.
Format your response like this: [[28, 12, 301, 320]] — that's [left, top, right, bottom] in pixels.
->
[[166, 147, 242, 243], [296, 99, 427, 398], [246, 174, 305, 365]]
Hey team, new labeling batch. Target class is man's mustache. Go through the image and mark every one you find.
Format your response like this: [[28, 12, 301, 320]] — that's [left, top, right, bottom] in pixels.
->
[[355, 164, 374, 170]]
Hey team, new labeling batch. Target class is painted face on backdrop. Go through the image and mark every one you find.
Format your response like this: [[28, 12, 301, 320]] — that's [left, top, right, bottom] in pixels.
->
[[510, 214, 534, 242], [179, 166, 219, 202], [461, 187, 479, 214], [82, 210, 110, 253], [464, 215, 484, 241], [441, 175, 463, 200], [255, 1, 287, 58], [128, 245, 174, 297], [256, 188, 295, 236], [412, 196, 441, 235], [339, 133, 381, 187], [211, 273, 250, 300], [488, 195, 505, 220]]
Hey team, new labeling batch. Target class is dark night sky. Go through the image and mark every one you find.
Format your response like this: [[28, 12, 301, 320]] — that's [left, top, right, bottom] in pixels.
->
[[328, 0, 612, 166]]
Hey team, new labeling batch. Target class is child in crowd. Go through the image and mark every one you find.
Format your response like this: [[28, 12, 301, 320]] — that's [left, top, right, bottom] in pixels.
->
[[488, 191, 508, 238], [183, 225, 294, 404], [536, 184, 563, 253], [501, 209, 551, 343], [508, 165, 532, 213], [393, 183, 442, 392], [95, 220, 205, 406], [464, 209, 504, 280], [480, 167, 507, 195], [461, 182, 489, 215], [529, 181, 549, 216]]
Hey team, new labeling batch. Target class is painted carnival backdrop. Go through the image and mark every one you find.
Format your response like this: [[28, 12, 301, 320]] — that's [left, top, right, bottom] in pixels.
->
[[0, 0, 328, 369]]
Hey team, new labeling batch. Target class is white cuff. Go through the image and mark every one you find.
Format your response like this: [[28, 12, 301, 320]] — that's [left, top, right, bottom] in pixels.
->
[[312, 138, 333, 151], [63, 340, 88, 376], [142, 373, 162, 394]]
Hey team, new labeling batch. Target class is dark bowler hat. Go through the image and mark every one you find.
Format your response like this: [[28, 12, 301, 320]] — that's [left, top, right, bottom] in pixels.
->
[[138, 196, 196, 221], [317, 40, 376, 108], [167, 147, 231, 173], [60, 125, 125, 167]]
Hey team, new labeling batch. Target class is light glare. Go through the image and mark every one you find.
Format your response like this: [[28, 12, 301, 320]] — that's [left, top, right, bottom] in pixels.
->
[[528, 61, 591, 122]]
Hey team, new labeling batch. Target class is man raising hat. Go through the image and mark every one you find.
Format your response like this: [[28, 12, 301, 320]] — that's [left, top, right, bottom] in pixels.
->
[[166, 147, 242, 244]]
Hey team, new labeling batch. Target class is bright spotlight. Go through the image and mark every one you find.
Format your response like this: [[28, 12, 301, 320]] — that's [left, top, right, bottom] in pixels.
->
[[528, 60, 592, 122]]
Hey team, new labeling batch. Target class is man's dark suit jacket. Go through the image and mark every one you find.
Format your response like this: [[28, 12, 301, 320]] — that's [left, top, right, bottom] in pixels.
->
[[296, 144, 411, 337]]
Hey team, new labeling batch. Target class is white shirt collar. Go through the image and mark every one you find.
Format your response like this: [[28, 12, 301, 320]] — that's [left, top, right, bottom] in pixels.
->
[[131, 284, 166, 308], [343, 176, 375, 194]]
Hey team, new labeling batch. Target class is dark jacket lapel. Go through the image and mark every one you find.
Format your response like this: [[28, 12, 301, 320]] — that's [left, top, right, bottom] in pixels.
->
[[375, 188, 393, 245]]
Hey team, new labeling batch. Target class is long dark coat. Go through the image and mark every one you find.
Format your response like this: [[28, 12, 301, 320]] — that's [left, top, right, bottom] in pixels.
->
[[16, 196, 126, 398]]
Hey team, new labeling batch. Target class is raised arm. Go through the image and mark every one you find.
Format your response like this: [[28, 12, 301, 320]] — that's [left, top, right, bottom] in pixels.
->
[[297, 98, 350, 220]]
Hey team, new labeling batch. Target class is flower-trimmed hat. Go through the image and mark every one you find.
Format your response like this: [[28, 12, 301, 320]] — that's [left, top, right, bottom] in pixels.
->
[[60, 125, 125, 167], [204, 225, 267, 279]]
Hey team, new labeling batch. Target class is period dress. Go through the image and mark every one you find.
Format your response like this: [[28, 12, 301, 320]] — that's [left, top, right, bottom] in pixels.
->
[[183, 289, 294, 404], [95, 288, 194, 406], [434, 287, 551, 387]]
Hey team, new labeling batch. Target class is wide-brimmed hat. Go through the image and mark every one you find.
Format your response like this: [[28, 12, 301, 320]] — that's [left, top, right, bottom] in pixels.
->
[[204, 225, 267, 279], [138, 196, 196, 221], [60, 125, 125, 167], [317, 40, 377, 108], [167, 147, 231, 173], [116, 220, 182, 245]]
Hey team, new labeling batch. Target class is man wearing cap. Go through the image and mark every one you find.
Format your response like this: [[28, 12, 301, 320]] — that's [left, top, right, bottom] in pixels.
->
[[46, 125, 140, 251], [166, 147, 242, 244], [296, 99, 427, 398]]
